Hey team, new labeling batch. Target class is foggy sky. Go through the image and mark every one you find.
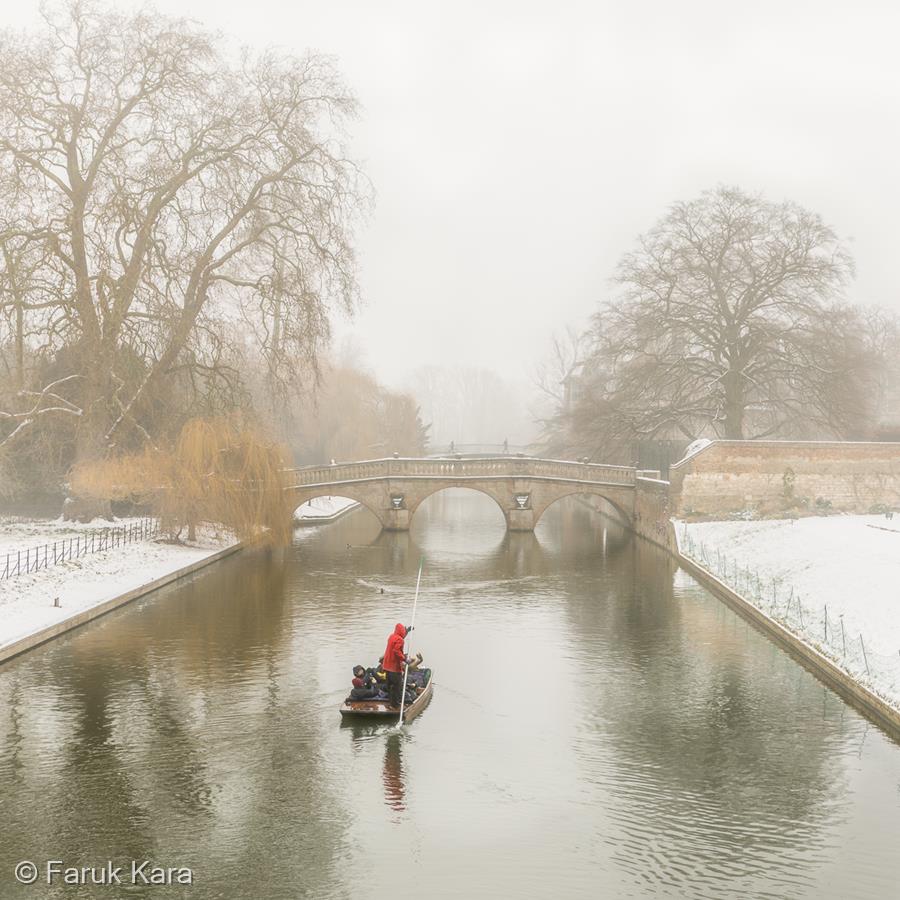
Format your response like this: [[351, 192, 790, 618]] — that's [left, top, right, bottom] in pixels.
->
[[8, 0, 900, 390]]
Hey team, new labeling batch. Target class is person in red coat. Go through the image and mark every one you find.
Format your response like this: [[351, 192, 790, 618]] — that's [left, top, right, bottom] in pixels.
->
[[382, 623, 411, 708]]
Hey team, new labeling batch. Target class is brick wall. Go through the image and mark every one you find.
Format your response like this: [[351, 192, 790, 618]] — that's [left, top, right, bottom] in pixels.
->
[[669, 441, 900, 518]]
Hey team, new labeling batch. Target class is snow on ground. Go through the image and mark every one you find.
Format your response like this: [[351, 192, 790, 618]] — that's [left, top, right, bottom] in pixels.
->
[[0, 514, 150, 555], [678, 515, 900, 709], [0, 520, 236, 653], [293, 496, 359, 520]]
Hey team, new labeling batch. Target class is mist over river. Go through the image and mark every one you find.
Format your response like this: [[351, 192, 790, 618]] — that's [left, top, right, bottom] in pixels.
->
[[1, 490, 899, 899]]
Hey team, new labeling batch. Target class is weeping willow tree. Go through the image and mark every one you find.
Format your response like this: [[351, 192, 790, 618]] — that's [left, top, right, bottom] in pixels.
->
[[70, 418, 293, 545]]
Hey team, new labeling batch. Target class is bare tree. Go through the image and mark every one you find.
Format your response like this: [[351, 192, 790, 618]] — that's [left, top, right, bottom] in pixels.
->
[[287, 361, 428, 464], [408, 364, 532, 448], [571, 186, 862, 446], [532, 325, 590, 406], [0, 1, 365, 469], [530, 326, 591, 454]]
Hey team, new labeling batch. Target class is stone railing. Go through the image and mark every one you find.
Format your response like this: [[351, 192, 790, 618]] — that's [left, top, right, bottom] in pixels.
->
[[287, 457, 636, 488]]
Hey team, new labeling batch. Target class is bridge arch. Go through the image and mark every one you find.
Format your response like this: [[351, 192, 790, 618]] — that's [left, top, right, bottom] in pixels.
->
[[291, 488, 386, 528], [405, 483, 510, 528], [531, 487, 632, 529]]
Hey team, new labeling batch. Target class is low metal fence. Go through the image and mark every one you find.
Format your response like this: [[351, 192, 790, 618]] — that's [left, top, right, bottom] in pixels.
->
[[2, 518, 159, 581], [679, 526, 900, 703]]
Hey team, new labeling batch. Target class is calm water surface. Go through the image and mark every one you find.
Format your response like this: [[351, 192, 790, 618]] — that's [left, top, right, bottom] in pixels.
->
[[1, 491, 899, 899]]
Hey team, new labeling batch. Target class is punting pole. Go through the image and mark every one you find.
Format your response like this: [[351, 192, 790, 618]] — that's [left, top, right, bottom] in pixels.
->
[[396, 557, 424, 728]]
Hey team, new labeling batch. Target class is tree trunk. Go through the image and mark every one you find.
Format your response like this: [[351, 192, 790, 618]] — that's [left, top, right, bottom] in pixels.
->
[[63, 354, 113, 521], [14, 302, 24, 390], [723, 369, 745, 439]]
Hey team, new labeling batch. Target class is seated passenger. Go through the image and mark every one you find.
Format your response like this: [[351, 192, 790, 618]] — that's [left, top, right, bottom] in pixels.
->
[[349, 664, 378, 701]]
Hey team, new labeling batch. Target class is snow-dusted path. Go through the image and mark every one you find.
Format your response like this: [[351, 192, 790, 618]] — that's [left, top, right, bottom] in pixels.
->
[[293, 495, 359, 520], [678, 515, 900, 710], [0, 518, 237, 655]]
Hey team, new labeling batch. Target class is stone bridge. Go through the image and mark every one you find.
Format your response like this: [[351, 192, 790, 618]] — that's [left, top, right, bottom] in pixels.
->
[[287, 457, 637, 531]]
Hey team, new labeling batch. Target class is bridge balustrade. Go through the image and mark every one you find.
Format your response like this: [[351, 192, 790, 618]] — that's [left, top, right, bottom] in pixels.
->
[[287, 457, 636, 488]]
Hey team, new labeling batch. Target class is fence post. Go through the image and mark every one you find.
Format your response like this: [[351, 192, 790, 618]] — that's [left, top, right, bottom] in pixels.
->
[[840, 616, 846, 657], [824, 605, 828, 641], [860, 635, 870, 675], [1, 517, 163, 582]]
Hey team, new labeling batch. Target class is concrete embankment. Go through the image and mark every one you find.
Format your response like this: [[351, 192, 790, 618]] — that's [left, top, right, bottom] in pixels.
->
[[670, 527, 900, 739], [577, 490, 900, 739], [0, 542, 243, 667], [0, 498, 362, 668]]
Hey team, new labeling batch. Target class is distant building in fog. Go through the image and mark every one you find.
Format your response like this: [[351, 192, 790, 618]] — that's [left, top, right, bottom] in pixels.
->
[[875, 357, 900, 440], [561, 361, 587, 412]]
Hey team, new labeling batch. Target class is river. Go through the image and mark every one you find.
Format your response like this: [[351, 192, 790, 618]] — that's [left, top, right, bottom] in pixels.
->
[[1, 490, 899, 899]]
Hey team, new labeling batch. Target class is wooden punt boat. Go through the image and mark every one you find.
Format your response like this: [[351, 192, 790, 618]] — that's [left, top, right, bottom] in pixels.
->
[[339, 668, 434, 722]]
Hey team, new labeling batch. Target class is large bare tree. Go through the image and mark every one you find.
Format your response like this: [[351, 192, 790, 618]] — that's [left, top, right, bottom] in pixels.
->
[[570, 187, 865, 447], [0, 1, 364, 467], [288, 361, 429, 464]]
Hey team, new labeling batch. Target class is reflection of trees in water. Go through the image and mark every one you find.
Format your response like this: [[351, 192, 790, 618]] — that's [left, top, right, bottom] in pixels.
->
[[0, 649, 158, 877], [0, 487, 884, 897], [0, 551, 350, 898], [562, 537, 847, 893], [152, 548, 293, 672]]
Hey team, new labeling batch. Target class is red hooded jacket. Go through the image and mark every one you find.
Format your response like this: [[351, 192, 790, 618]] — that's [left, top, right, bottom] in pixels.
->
[[383, 623, 407, 673]]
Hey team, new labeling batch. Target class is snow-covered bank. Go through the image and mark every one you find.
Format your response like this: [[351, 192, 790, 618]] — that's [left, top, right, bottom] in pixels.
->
[[678, 516, 900, 710], [293, 495, 359, 521], [0, 520, 236, 654], [0, 514, 150, 556]]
